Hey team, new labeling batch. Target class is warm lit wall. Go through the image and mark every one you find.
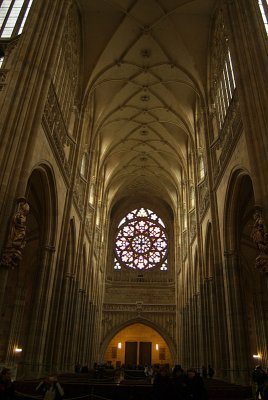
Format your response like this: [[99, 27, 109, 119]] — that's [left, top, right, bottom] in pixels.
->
[[103, 323, 173, 367]]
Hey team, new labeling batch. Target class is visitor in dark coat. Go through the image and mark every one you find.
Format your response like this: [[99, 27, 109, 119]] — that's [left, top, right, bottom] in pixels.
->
[[153, 366, 173, 400], [184, 368, 208, 400]]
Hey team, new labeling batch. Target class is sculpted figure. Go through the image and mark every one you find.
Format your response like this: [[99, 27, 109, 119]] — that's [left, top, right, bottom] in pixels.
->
[[251, 210, 268, 254], [0, 198, 30, 269], [10, 200, 30, 247]]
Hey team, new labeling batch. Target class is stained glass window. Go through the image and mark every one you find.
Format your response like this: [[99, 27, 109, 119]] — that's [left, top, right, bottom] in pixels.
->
[[114, 208, 168, 271]]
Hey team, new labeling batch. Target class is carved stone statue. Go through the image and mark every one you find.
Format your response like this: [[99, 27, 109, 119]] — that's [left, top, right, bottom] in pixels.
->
[[250, 209, 268, 273], [0, 198, 30, 269], [251, 210, 268, 253]]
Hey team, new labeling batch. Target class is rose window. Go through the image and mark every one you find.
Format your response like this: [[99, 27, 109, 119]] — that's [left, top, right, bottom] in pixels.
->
[[114, 208, 168, 270]]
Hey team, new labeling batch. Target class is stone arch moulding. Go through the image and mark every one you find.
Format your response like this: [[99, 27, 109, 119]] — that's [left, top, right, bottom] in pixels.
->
[[223, 167, 254, 252], [3, 162, 59, 371], [99, 316, 177, 363], [26, 162, 58, 246]]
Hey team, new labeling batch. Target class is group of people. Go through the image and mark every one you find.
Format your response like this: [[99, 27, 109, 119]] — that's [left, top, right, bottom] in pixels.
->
[[152, 365, 210, 400], [0, 367, 64, 400]]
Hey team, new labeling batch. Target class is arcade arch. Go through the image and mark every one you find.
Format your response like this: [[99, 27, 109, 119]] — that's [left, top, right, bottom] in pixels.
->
[[223, 170, 267, 379], [1, 164, 58, 370]]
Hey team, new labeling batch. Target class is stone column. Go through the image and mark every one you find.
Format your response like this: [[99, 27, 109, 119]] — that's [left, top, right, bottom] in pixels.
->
[[22, 244, 56, 377], [223, 251, 249, 384], [64, 277, 79, 371], [53, 272, 74, 371], [182, 303, 190, 368], [71, 288, 86, 364], [192, 293, 201, 369], [213, 265, 229, 379]]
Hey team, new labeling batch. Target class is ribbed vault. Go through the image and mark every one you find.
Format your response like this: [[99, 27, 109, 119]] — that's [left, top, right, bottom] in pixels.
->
[[77, 0, 217, 209]]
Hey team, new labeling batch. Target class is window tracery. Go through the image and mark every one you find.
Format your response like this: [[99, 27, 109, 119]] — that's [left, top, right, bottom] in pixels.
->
[[114, 208, 168, 271], [210, 10, 236, 132]]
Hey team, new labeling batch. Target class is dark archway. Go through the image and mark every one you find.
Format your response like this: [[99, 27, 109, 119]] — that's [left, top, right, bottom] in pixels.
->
[[3, 164, 58, 374], [223, 169, 266, 381]]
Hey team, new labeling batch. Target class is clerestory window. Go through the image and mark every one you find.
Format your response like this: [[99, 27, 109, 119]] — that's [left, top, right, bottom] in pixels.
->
[[0, 0, 33, 67], [210, 10, 236, 133], [114, 207, 168, 271], [0, 0, 33, 38], [213, 48, 236, 130]]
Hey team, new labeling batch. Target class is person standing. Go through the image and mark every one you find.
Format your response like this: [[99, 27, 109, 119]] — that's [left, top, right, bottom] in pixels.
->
[[0, 368, 14, 400], [252, 365, 267, 400], [152, 365, 173, 400], [201, 366, 208, 379], [185, 369, 208, 400], [208, 365, 215, 379], [171, 365, 187, 399]]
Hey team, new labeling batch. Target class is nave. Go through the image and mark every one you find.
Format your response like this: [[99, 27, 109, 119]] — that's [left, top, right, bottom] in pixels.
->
[[0, 0, 268, 391]]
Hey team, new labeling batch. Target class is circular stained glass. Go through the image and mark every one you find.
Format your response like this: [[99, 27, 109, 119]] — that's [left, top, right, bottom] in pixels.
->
[[114, 208, 168, 270]]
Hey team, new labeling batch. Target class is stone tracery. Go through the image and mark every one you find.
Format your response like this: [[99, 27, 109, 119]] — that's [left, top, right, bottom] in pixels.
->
[[114, 208, 168, 271]]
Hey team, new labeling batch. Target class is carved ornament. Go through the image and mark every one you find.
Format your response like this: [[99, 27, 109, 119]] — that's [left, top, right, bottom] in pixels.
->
[[251, 209, 268, 273], [0, 198, 30, 269]]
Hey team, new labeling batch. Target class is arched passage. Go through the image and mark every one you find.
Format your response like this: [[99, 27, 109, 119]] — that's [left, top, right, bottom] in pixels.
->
[[101, 321, 174, 368]]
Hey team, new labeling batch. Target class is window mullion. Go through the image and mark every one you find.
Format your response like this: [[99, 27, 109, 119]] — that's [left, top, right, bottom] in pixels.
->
[[225, 56, 235, 95], [17, 0, 33, 35], [228, 49, 236, 89], [223, 63, 232, 102]]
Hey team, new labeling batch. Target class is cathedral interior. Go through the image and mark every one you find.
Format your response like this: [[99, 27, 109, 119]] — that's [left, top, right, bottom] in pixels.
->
[[0, 0, 268, 387]]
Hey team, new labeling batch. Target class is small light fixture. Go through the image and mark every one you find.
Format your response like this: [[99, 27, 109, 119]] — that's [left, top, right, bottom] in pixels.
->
[[253, 354, 262, 359], [156, 344, 159, 351], [118, 342, 122, 349], [15, 348, 22, 353]]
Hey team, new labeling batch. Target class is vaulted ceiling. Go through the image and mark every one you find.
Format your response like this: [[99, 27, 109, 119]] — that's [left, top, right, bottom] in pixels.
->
[[77, 0, 217, 211]]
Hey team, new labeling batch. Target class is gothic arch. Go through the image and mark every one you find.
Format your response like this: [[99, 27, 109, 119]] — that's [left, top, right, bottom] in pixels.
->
[[99, 317, 176, 363], [222, 168, 267, 370], [3, 163, 58, 368], [223, 168, 254, 252], [26, 162, 58, 245]]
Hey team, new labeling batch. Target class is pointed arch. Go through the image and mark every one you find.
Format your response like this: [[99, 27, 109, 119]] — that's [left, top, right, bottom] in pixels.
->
[[223, 168, 255, 253], [3, 162, 58, 369], [222, 168, 268, 373], [99, 317, 176, 363]]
